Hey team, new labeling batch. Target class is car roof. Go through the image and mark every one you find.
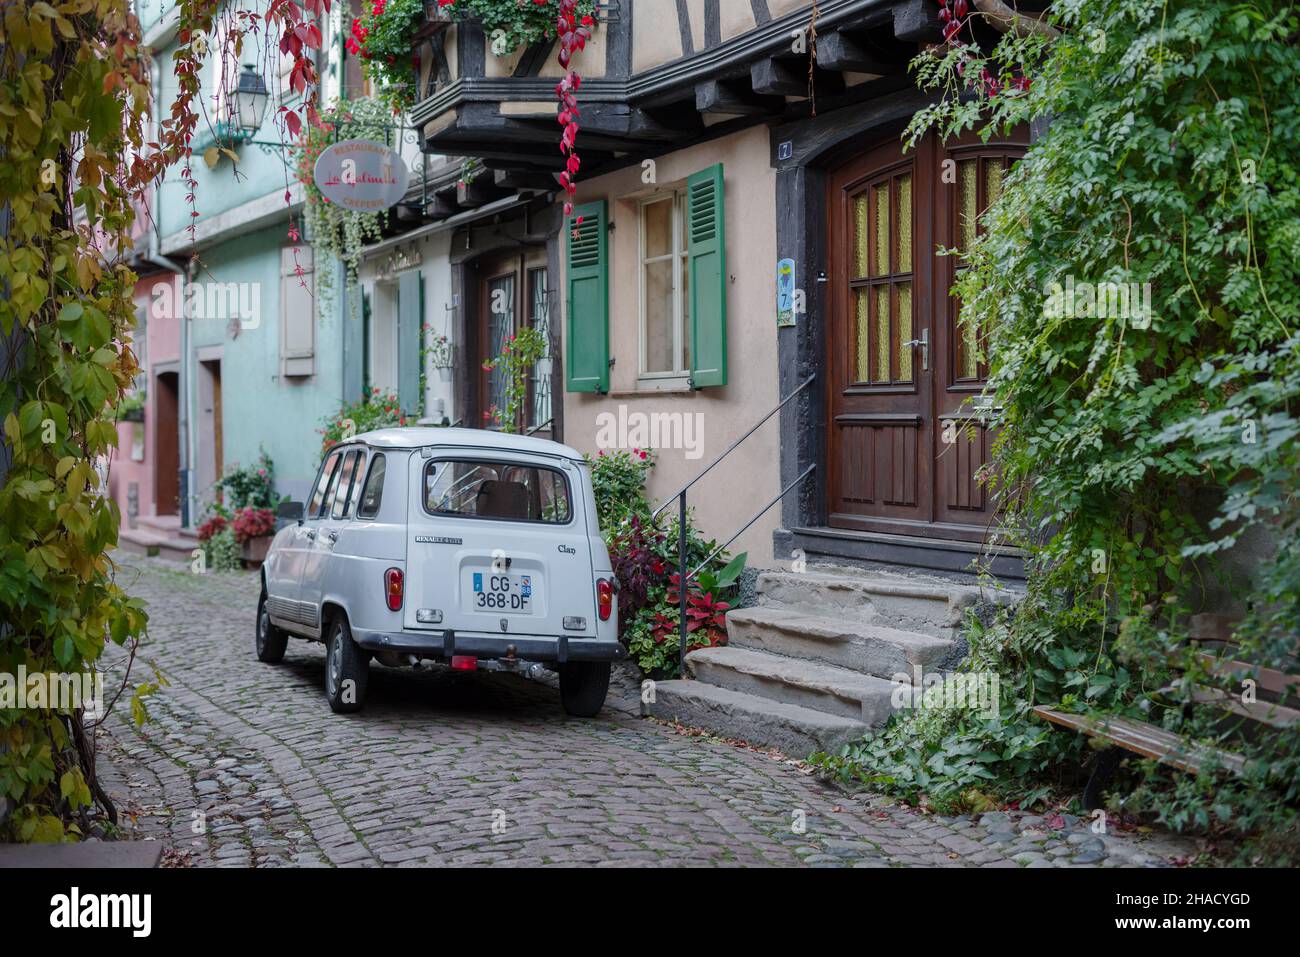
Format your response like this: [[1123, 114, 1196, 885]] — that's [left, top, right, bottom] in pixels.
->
[[344, 427, 587, 462]]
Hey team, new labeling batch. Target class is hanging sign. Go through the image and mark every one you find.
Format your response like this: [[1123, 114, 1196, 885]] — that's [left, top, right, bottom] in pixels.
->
[[313, 139, 409, 211]]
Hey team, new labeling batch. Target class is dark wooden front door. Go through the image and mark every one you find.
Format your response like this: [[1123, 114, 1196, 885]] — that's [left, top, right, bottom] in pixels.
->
[[827, 128, 1027, 542]]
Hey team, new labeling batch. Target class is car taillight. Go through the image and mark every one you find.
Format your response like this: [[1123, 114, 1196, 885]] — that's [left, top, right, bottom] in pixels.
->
[[596, 578, 613, 621], [385, 567, 404, 611]]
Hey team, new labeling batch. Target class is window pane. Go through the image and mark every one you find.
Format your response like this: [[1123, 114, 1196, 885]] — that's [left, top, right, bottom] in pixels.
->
[[681, 255, 691, 371], [898, 282, 913, 382], [957, 298, 979, 379], [958, 158, 979, 251], [853, 288, 869, 382], [853, 193, 868, 279], [331, 451, 359, 519], [874, 285, 890, 382], [985, 159, 1004, 209], [357, 454, 386, 518], [873, 184, 890, 276], [423, 459, 572, 524], [643, 198, 672, 259], [321, 452, 346, 517], [528, 269, 551, 429], [346, 451, 368, 516], [644, 258, 674, 373], [308, 452, 340, 518], [897, 174, 913, 274], [486, 275, 514, 426]]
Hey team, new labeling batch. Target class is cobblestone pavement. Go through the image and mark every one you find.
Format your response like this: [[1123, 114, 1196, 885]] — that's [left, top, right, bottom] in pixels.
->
[[96, 555, 1204, 868]]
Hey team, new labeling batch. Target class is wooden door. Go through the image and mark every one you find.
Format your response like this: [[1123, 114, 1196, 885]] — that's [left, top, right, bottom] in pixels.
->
[[827, 135, 936, 535], [827, 129, 1025, 542]]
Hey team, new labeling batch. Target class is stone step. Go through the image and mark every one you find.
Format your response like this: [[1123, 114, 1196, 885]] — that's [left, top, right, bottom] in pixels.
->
[[643, 679, 866, 756], [685, 646, 898, 725], [119, 528, 195, 564], [726, 605, 956, 679], [756, 568, 1016, 640]]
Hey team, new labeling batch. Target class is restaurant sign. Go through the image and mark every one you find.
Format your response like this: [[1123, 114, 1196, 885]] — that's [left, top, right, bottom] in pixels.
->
[[313, 139, 409, 211]]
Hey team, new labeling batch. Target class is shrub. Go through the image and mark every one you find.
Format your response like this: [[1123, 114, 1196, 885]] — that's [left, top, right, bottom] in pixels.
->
[[231, 507, 276, 545], [196, 515, 228, 543], [320, 388, 408, 457], [216, 449, 278, 509], [203, 527, 243, 572], [586, 448, 653, 532]]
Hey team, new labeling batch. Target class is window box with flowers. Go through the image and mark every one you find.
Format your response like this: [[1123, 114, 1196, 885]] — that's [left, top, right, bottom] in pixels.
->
[[428, 333, 455, 382]]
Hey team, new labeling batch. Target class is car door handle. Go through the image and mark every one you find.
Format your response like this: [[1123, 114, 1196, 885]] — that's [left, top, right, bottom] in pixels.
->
[[322, 530, 338, 545], [305, 529, 317, 541]]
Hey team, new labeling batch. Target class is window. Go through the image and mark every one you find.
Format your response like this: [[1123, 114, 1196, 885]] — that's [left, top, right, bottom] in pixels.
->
[[422, 460, 572, 524], [527, 268, 552, 430], [639, 191, 691, 379], [345, 449, 369, 517], [308, 451, 341, 518], [356, 454, 387, 519], [849, 168, 914, 385], [331, 450, 361, 519], [320, 452, 347, 517]]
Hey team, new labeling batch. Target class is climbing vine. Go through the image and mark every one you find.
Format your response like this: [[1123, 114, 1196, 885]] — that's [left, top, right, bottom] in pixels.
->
[[0, 0, 330, 841]]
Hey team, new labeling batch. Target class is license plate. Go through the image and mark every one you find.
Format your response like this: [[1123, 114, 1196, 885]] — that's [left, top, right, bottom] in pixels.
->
[[471, 572, 532, 612]]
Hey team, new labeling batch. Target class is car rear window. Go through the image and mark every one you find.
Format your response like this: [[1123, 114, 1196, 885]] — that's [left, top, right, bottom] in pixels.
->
[[423, 459, 572, 524]]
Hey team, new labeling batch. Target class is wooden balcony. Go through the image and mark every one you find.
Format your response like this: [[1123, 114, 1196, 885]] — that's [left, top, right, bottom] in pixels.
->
[[409, 0, 947, 178]]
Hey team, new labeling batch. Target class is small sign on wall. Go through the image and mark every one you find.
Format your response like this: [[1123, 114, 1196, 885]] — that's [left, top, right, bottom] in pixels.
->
[[313, 139, 409, 211], [776, 258, 798, 327]]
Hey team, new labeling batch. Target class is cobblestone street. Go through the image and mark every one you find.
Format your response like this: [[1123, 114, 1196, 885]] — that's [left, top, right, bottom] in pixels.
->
[[96, 556, 1203, 868]]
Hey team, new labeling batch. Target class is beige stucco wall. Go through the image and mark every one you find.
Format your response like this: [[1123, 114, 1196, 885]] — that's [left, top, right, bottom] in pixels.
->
[[563, 125, 784, 566]]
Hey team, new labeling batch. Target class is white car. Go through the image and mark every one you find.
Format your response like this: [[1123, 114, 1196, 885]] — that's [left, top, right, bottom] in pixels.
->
[[256, 427, 622, 716]]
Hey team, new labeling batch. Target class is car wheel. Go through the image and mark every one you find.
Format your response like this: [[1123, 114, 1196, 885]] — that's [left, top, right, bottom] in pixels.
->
[[255, 589, 288, 664], [558, 661, 611, 718], [324, 614, 369, 714]]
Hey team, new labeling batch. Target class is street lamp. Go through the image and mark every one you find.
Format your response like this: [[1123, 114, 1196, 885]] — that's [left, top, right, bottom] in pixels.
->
[[232, 64, 269, 135]]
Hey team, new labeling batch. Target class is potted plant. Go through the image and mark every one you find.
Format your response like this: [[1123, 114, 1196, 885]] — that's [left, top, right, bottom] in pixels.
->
[[429, 333, 454, 382], [232, 506, 277, 565], [117, 391, 146, 422]]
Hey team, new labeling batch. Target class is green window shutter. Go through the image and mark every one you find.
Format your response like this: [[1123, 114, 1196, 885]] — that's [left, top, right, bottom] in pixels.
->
[[687, 163, 727, 388], [565, 200, 609, 393], [398, 270, 423, 413]]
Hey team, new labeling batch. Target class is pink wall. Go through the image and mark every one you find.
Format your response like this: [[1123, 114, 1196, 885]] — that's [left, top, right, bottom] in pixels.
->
[[108, 268, 181, 527]]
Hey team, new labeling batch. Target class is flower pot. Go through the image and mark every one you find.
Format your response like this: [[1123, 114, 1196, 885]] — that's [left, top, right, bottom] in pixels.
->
[[123, 407, 145, 423], [436, 366, 453, 382], [241, 534, 273, 565]]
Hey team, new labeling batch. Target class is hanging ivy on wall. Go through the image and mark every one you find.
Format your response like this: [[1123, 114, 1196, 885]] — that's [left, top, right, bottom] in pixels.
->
[[0, 0, 331, 841], [292, 97, 394, 313]]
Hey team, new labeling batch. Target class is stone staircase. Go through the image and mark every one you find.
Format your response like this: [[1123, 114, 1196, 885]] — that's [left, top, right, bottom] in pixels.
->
[[645, 565, 1020, 756], [118, 514, 198, 563]]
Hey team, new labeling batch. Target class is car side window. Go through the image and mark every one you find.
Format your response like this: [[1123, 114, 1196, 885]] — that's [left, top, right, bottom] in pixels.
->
[[331, 450, 360, 520], [344, 449, 368, 518], [356, 453, 386, 519], [319, 452, 347, 518], [308, 451, 341, 518]]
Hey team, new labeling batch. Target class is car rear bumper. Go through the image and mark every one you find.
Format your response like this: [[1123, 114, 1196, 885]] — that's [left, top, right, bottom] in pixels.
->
[[351, 627, 625, 664]]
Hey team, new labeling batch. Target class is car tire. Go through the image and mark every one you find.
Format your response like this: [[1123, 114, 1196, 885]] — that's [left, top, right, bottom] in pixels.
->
[[255, 588, 288, 664], [324, 614, 369, 714], [558, 661, 611, 717]]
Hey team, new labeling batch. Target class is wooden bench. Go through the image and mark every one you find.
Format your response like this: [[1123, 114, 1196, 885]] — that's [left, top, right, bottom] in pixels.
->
[[1034, 613, 1300, 809]]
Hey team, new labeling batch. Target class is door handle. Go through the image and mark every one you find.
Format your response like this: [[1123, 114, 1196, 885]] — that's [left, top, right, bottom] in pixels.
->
[[323, 530, 338, 545], [903, 329, 929, 371], [305, 529, 316, 541]]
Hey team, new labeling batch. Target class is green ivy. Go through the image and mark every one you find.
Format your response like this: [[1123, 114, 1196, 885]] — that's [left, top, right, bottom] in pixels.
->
[[818, 0, 1300, 863]]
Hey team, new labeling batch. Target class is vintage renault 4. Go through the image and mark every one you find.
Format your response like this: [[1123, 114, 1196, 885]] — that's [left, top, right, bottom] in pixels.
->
[[256, 427, 622, 716]]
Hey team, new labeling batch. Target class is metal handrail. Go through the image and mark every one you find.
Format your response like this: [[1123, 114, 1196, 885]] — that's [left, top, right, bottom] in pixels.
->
[[651, 374, 817, 521], [651, 374, 817, 676]]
